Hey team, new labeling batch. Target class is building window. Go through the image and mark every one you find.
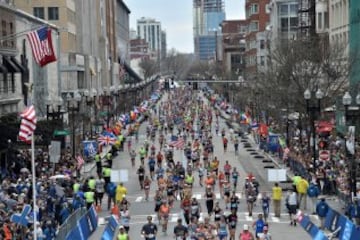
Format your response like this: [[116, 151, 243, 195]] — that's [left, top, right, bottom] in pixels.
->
[[290, 4, 298, 15], [1, 20, 7, 47], [48, 7, 59, 20], [33, 7, 45, 19], [9, 22, 14, 48], [249, 21, 259, 32], [280, 4, 288, 16], [260, 56, 265, 66], [318, 12, 323, 29], [281, 18, 289, 32], [290, 17, 298, 31], [250, 4, 259, 15], [324, 11, 329, 29], [260, 40, 265, 49]]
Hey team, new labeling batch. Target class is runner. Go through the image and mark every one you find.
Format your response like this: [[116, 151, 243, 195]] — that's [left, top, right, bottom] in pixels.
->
[[143, 176, 152, 201], [204, 186, 215, 216], [159, 200, 171, 234], [173, 218, 188, 240], [136, 165, 145, 189], [227, 208, 238, 240], [141, 216, 157, 240], [129, 149, 136, 168]]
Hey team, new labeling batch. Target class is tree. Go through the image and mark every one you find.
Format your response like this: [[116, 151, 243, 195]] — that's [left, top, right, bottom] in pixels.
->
[[139, 58, 158, 79]]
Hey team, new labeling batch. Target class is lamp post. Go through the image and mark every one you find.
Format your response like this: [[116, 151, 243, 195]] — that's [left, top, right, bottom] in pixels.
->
[[304, 88, 324, 173], [46, 96, 64, 121], [342, 91, 360, 198], [84, 88, 98, 138], [66, 91, 82, 158], [103, 87, 111, 128]]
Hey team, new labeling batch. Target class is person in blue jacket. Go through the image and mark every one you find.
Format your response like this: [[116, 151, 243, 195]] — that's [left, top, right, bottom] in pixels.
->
[[347, 198, 360, 226], [106, 181, 117, 210], [307, 182, 320, 214], [316, 196, 329, 229]]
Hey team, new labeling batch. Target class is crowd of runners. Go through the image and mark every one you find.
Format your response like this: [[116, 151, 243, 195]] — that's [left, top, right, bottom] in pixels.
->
[[113, 87, 273, 240]]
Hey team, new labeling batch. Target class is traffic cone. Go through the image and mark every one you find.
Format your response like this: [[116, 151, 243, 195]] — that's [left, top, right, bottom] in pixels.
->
[[111, 204, 119, 220], [96, 204, 102, 213]]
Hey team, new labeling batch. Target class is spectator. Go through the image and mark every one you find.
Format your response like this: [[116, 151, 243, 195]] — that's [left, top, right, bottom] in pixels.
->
[[286, 189, 298, 226], [307, 181, 320, 214], [316, 196, 329, 229], [272, 182, 282, 218], [296, 177, 309, 210]]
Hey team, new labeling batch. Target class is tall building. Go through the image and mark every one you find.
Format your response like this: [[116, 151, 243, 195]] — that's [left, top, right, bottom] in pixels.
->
[[244, 0, 270, 76], [193, 0, 225, 60], [268, 0, 298, 43], [220, 20, 247, 75], [349, 0, 360, 88], [329, 0, 348, 44], [137, 17, 163, 55]]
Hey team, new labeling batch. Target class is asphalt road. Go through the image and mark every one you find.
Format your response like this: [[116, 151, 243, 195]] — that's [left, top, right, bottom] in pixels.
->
[[89, 91, 311, 240]]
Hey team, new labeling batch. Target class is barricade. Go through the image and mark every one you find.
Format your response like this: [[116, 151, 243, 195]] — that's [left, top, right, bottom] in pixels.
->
[[55, 207, 87, 240], [101, 215, 119, 240], [299, 206, 360, 240], [57, 205, 98, 240]]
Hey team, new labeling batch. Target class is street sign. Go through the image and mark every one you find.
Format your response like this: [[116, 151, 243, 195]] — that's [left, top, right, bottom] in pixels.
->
[[319, 150, 330, 161], [49, 141, 61, 163], [267, 169, 287, 182], [110, 169, 128, 183]]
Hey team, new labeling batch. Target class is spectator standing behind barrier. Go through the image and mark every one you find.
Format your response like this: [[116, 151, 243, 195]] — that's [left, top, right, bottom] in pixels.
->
[[307, 182, 320, 214], [347, 197, 360, 226], [272, 183, 282, 218], [315, 196, 329, 229], [296, 177, 309, 210]]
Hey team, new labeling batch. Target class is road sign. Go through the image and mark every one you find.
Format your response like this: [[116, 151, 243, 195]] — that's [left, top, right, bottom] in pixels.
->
[[319, 150, 330, 161]]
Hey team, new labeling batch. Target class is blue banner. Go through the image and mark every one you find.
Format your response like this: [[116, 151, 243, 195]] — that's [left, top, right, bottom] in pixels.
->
[[267, 134, 280, 153], [83, 141, 97, 158], [65, 206, 98, 240], [101, 215, 119, 240]]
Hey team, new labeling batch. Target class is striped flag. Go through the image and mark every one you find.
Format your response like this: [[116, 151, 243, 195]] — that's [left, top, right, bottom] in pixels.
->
[[76, 155, 85, 170], [169, 136, 185, 149], [98, 135, 117, 146], [19, 105, 37, 143], [26, 27, 57, 67]]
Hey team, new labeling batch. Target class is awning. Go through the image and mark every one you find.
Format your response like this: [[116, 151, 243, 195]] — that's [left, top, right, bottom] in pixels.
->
[[3, 56, 21, 73], [123, 61, 143, 82]]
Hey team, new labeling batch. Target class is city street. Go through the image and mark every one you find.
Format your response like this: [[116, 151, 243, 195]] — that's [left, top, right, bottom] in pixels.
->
[[90, 92, 311, 239]]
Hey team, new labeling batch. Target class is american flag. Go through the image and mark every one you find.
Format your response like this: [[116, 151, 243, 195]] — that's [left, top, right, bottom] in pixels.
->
[[26, 27, 57, 67], [76, 155, 85, 170], [169, 136, 185, 149], [98, 135, 117, 146], [18, 105, 37, 143]]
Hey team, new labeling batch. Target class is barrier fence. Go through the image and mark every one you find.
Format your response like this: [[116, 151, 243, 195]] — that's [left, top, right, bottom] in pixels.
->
[[298, 206, 360, 240], [55, 205, 98, 240], [55, 207, 87, 240]]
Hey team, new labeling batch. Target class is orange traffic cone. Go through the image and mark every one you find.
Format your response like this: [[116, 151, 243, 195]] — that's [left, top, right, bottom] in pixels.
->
[[111, 204, 119, 220], [96, 204, 102, 213]]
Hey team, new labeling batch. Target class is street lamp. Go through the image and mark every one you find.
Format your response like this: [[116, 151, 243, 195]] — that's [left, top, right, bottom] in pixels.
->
[[342, 91, 360, 198], [104, 87, 111, 128], [66, 91, 82, 158], [84, 88, 98, 138], [46, 96, 64, 121], [304, 88, 324, 173]]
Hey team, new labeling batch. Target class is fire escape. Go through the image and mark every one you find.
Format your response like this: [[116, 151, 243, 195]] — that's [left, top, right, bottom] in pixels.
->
[[297, 0, 316, 39]]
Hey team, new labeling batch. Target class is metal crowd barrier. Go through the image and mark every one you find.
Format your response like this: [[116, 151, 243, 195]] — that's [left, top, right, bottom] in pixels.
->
[[55, 207, 87, 240]]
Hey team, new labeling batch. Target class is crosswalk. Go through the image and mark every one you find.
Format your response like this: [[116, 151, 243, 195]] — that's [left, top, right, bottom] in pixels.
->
[[101, 211, 294, 225], [133, 192, 245, 202]]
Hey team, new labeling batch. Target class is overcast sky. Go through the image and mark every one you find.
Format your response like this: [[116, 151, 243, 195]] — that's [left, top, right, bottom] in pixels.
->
[[125, 0, 245, 53]]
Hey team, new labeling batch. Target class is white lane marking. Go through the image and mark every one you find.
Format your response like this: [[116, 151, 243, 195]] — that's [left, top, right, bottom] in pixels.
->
[[271, 217, 280, 223], [135, 196, 143, 202], [171, 213, 179, 222], [192, 193, 202, 200], [245, 215, 253, 221], [215, 193, 221, 199]]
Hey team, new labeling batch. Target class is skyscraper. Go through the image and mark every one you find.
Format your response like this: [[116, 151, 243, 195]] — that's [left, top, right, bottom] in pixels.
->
[[137, 17, 163, 55], [193, 0, 225, 60]]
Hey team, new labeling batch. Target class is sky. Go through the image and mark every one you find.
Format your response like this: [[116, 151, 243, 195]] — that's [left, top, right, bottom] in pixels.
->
[[124, 0, 245, 54]]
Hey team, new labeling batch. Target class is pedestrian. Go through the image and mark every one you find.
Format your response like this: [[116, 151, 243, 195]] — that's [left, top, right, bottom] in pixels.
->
[[346, 197, 360, 226], [119, 205, 131, 233], [315, 196, 329, 229], [227, 209, 238, 240], [117, 225, 130, 240], [173, 218, 188, 240], [115, 182, 127, 205], [204, 186, 215, 216], [272, 182, 282, 218], [307, 181, 320, 214], [296, 176, 309, 210], [136, 165, 145, 189], [141, 216, 157, 240], [252, 213, 265, 239], [239, 224, 254, 240], [286, 189, 298, 226], [222, 136, 228, 153], [261, 192, 270, 222], [258, 226, 272, 240], [95, 176, 105, 207]]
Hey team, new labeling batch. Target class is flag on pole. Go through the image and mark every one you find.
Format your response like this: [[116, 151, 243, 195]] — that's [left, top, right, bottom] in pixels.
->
[[19, 105, 37, 143], [98, 134, 117, 146], [26, 27, 57, 67], [76, 155, 85, 170]]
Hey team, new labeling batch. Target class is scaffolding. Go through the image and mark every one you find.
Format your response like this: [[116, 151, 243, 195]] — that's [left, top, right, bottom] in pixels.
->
[[297, 0, 316, 38]]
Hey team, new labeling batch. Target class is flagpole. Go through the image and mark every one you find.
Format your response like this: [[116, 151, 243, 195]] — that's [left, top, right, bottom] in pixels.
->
[[31, 133, 37, 240]]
